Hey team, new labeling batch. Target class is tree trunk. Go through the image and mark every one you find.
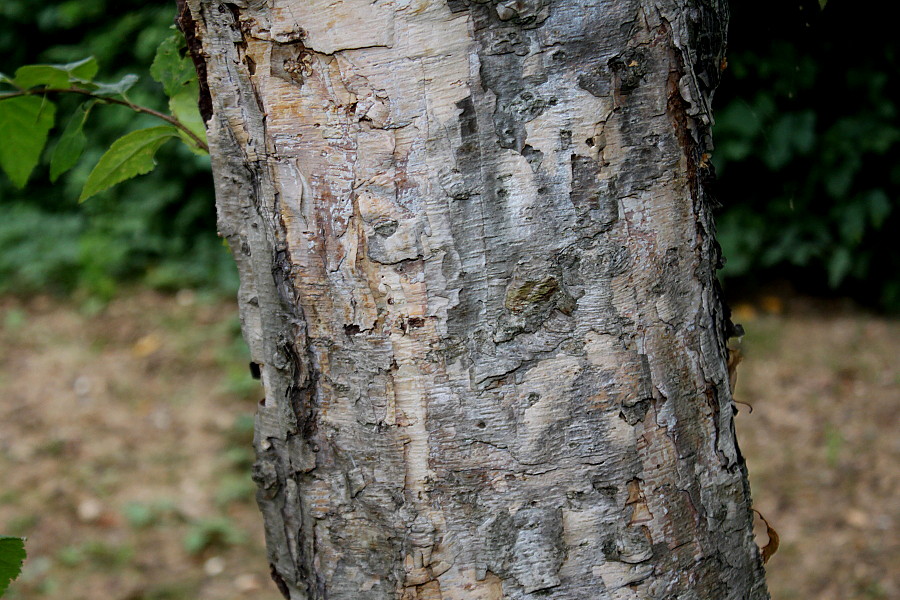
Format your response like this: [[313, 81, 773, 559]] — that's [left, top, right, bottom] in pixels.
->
[[182, 1, 769, 598]]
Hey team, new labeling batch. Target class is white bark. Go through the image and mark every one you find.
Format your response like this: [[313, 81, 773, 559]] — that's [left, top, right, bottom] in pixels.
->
[[182, 1, 769, 598]]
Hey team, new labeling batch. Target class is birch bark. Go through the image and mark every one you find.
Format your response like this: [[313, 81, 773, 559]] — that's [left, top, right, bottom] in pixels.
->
[[181, 1, 769, 598]]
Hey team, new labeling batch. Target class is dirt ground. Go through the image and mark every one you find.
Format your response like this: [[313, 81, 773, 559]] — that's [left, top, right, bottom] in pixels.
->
[[731, 297, 899, 600], [1, 290, 897, 599], [0, 291, 280, 600]]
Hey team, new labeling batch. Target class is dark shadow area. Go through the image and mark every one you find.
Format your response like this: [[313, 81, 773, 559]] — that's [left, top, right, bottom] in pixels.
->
[[714, 0, 899, 311]]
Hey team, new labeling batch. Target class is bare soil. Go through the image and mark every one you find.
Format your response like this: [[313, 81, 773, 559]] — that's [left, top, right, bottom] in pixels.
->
[[732, 298, 899, 600], [0, 291, 280, 600], [1, 291, 897, 599]]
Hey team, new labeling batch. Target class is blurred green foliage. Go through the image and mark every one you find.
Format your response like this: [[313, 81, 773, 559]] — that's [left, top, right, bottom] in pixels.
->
[[0, 1, 236, 300], [183, 517, 246, 555], [714, 0, 899, 310]]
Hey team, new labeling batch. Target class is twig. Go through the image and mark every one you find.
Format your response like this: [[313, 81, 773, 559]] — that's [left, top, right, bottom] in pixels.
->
[[0, 87, 209, 153]]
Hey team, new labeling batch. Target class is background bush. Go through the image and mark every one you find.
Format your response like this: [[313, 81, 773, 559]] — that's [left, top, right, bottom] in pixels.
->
[[0, 0, 235, 300], [714, 0, 899, 310]]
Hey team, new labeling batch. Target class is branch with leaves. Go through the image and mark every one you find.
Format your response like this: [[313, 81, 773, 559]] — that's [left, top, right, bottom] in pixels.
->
[[0, 32, 207, 202]]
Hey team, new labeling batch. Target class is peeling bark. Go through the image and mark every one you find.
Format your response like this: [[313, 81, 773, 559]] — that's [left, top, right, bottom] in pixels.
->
[[184, 0, 768, 598]]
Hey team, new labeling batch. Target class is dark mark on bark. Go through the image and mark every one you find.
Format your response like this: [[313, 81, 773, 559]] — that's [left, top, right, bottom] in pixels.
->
[[483, 27, 530, 56], [608, 49, 647, 94], [446, 0, 468, 13], [271, 42, 316, 87], [374, 219, 398, 237], [521, 144, 544, 171], [569, 155, 618, 232], [620, 399, 651, 425]]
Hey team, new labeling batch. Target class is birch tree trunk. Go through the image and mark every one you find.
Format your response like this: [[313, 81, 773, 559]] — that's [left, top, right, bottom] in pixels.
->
[[180, 1, 769, 598]]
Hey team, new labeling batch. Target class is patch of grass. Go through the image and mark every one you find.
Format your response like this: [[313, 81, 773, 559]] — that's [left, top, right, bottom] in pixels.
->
[[55, 545, 86, 568], [122, 503, 157, 529], [122, 499, 179, 529], [739, 316, 784, 357], [220, 414, 256, 460], [220, 414, 256, 474], [230, 413, 255, 437], [81, 540, 135, 569], [214, 320, 258, 400], [215, 474, 256, 507], [859, 581, 888, 599], [824, 424, 844, 468], [2, 308, 26, 331], [54, 540, 135, 571], [35, 438, 67, 457], [223, 447, 255, 471], [140, 579, 204, 600], [4, 515, 39, 537], [183, 517, 246, 556], [219, 366, 260, 400]]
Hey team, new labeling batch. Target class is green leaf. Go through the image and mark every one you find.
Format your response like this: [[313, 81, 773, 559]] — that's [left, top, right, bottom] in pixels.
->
[[0, 96, 57, 188], [151, 33, 196, 97], [824, 156, 860, 199], [91, 74, 139, 97], [838, 202, 866, 244], [0, 536, 26, 596], [13, 57, 99, 89], [50, 101, 94, 182], [14, 66, 68, 90], [865, 189, 891, 228], [66, 57, 100, 82], [168, 85, 207, 154], [828, 246, 852, 288], [79, 126, 179, 202], [765, 112, 816, 170]]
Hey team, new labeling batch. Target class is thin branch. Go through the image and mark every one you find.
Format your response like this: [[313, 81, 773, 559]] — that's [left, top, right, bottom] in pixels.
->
[[0, 86, 209, 153]]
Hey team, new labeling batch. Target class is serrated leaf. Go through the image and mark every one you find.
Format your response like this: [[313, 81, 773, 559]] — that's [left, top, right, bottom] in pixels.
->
[[151, 33, 196, 97], [13, 57, 99, 89], [91, 74, 139, 97], [0, 96, 56, 188], [79, 126, 179, 202], [50, 101, 94, 182], [168, 85, 207, 154], [0, 536, 26, 596]]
